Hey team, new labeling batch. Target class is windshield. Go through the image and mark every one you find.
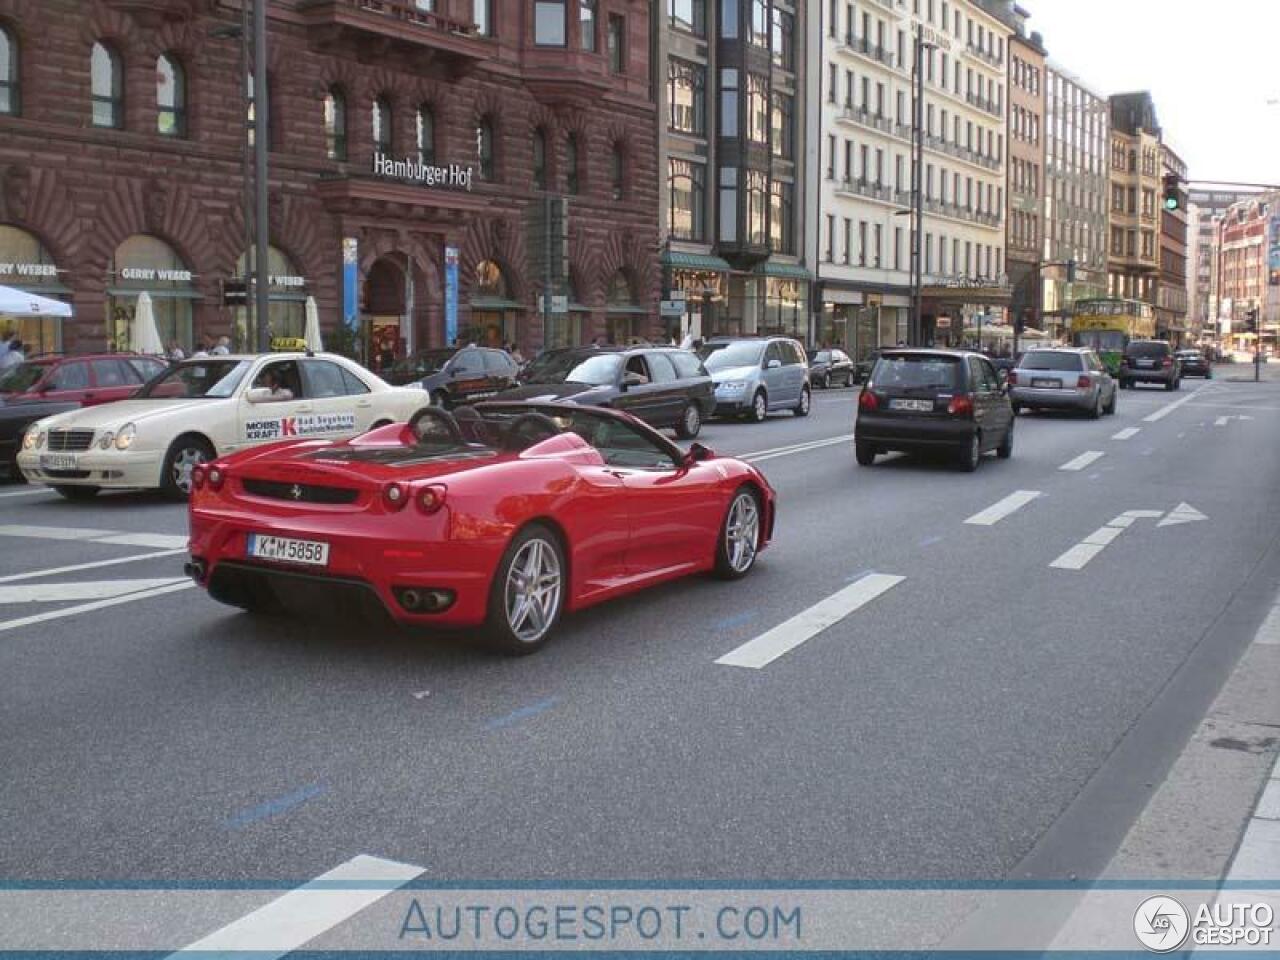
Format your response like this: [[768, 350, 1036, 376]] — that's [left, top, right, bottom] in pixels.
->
[[1020, 351, 1085, 371], [870, 355, 963, 390], [0, 362, 49, 393], [699, 341, 765, 371], [137, 359, 251, 399], [1127, 341, 1170, 359], [1072, 330, 1126, 352], [523, 352, 623, 386], [392, 350, 454, 379], [814, 351, 832, 363]]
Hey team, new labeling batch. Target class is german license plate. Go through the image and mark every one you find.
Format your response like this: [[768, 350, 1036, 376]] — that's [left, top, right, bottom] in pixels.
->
[[39, 453, 78, 471], [247, 533, 329, 567], [1031, 378, 1060, 388], [1136, 359, 1154, 368], [889, 398, 933, 412]]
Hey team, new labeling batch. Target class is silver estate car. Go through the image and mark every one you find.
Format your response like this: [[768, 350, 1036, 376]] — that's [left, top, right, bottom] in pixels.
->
[[1007, 347, 1117, 418]]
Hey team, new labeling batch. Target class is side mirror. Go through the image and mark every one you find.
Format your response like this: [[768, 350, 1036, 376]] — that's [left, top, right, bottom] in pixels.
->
[[245, 387, 274, 403], [766, 358, 781, 369], [683, 442, 715, 467]]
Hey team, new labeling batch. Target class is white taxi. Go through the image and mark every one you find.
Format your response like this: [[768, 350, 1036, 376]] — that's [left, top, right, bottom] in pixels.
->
[[18, 353, 428, 500]]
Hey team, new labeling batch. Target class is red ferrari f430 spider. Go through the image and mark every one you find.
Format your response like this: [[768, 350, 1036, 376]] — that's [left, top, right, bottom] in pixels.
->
[[186, 403, 776, 653]]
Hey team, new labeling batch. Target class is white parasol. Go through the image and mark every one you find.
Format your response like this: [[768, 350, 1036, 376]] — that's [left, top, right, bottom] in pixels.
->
[[304, 296, 324, 352], [129, 291, 165, 355]]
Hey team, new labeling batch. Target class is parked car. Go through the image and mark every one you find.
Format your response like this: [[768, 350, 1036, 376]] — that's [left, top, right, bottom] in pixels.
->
[[0, 398, 80, 480], [853, 349, 882, 384], [0, 353, 168, 407], [494, 345, 713, 439], [383, 346, 519, 407], [17, 353, 429, 501], [809, 348, 855, 388], [698, 336, 811, 422], [186, 403, 775, 654], [1119, 340, 1180, 391], [1176, 349, 1213, 378], [855, 349, 1014, 472], [1007, 347, 1117, 418]]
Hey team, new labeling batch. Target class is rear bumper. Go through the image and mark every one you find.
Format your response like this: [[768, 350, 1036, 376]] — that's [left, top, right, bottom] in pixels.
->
[[1120, 367, 1175, 383], [855, 413, 973, 450], [1009, 386, 1093, 410]]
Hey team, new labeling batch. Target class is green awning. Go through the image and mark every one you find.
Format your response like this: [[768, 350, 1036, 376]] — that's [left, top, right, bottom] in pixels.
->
[[752, 262, 814, 281], [661, 251, 733, 272], [469, 296, 523, 310]]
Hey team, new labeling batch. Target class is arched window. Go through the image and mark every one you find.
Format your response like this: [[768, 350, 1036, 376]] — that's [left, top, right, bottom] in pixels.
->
[[565, 132, 580, 194], [236, 245, 308, 342], [532, 128, 547, 191], [372, 96, 392, 155], [0, 24, 18, 116], [416, 104, 434, 164], [107, 236, 195, 352], [610, 142, 624, 200], [606, 270, 635, 306], [324, 87, 347, 160], [476, 117, 495, 180], [91, 41, 123, 129], [156, 54, 186, 137], [474, 259, 506, 298]]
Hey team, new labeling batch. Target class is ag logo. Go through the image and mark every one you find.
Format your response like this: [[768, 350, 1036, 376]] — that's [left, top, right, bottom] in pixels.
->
[[1134, 896, 1189, 952]]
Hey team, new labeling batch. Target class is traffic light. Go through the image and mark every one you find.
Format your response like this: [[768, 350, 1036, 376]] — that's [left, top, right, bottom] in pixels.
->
[[1249, 307, 1260, 330], [1066, 259, 1076, 283], [1163, 173, 1181, 212]]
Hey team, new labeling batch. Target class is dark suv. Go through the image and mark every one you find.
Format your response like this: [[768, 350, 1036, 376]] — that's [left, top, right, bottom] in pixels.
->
[[496, 345, 714, 438], [855, 349, 1014, 472], [1119, 340, 1180, 391], [385, 346, 519, 407]]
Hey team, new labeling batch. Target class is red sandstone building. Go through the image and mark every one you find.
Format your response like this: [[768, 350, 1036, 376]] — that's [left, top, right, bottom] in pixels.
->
[[0, 0, 658, 357]]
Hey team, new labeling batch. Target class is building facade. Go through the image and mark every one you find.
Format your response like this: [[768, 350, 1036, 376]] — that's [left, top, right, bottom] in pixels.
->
[[1156, 141, 1188, 342], [1040, 62, 1108, 336], [1187, 186, 1266, 341], [0, 0, 659, 359], [656, 0, 811, 345], [807, 0, 1012, 356], [1106, 91, 1161, 318], [1003, 7, 1044, 332], [1216, 191, 1280, 354]]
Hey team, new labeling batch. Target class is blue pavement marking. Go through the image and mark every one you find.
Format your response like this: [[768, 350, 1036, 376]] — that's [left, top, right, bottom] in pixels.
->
[[224, 784, 327, 829], [487, 696, 559, 730]]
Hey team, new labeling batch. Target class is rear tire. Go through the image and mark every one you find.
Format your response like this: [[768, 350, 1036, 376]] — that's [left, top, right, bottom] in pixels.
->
[[53, 485, 99, 501], [793, 386, 811, 417], [484, 523, 565, 656], [1011, 402, 1023, 416], [674, 401, 702, 439], [819, 372, 830, 389], [855, 442, 876, 466], [748, 390, 768, 423], [996, 421, 1013, 459], [1104, 389, 1117, 415], [1089, 393, 1103, 419], [714, 487, 762, 580], [958, 432, 982, 473]]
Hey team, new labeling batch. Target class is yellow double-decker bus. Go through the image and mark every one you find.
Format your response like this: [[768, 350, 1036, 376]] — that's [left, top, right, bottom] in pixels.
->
[[1069, 298, 1156, 374]]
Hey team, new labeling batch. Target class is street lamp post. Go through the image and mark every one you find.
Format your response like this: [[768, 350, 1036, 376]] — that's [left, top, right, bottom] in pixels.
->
[[253, 0, 271, 353], [910, 27, 936, 347]]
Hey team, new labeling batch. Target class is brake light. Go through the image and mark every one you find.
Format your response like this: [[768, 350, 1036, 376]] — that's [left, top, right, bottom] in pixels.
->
[[191, 465, 206, 491], [1007, 370, 1018, 385], [1161, 356, 1173, 367], [416, 483, 447, 515], [1077, 375, 1092, 390], [947, 395, 974, 417], [207, 466, 226, 492], [382, 482, 408, 512], [858, 389, 879, 411]]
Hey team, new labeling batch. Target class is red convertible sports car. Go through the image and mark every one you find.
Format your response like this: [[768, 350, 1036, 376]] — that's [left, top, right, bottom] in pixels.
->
[[186, 402, 775, 653]]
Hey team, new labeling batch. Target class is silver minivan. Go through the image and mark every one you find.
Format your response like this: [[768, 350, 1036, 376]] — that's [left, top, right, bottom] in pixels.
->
[[699, 337, 812, 422], [1008, 347, 1117, 418]]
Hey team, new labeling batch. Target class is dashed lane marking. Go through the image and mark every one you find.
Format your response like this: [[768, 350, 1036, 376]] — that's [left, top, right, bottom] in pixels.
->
[[1059, 451, 1105, 472], [0, 524, 187, 550], [0, 549, 186, 584], [964, 490, 1042, 526], [1111, 427, 1141, 440], [715, 572, 905, 669], [1143, 385, 1210, 423], [0, 577, 188, 604], [0, 581, 193, 634]]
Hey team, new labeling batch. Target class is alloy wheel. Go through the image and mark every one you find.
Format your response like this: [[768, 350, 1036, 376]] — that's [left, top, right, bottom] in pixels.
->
[[753, 392, 767, 422], [504, 537, 562, 645], [684, 404, 701, 436], [724, 493, 760, 574], [172, 446, 208, 494]]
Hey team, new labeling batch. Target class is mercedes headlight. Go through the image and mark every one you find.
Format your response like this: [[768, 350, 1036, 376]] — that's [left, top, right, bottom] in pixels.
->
[[98, 431, 115, 450], [22, 427, 38, 450], [114, 423, 136, 451]]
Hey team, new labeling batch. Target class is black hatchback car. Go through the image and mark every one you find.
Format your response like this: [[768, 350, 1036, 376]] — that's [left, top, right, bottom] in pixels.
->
[[385, 346, 519, 407], [1176, 349, 1212, 379], [855, 349, 1014, 472], [1119, 340, 1180, 391], [496, 345, 714, 438]]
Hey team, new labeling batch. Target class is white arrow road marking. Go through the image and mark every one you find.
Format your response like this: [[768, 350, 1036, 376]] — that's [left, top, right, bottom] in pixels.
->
[[1111, 427, 1141, 440], [964, 490, 1042, 526], [1060, 451, 1105, 471], [1215, 416, 1229, 426], [1051, 504, 1209, 570], [1158, 502, 1208, 527], [169, 854, 426, 959], [0, 524, 187, 550], [1214, 414, 1255, 427], [716, 572, 905, 669], [0, 578, 189, 604]]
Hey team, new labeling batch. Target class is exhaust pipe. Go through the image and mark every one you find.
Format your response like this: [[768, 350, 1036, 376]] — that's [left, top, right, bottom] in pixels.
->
[[184, 559, 207, 584]]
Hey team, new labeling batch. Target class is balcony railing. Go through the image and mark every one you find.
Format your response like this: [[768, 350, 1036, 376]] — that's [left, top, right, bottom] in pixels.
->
[[838, 34, 893, 68], [964, 43, 1002, 69], [837, 178, 895, 203]]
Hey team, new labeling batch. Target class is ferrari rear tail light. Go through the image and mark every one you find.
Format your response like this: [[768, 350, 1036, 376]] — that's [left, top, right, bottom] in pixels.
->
[[1077, 375, 1092, 390], [416, 484, 447, 515], [1007, 371, 1018, 385], [191, 465, 207, 491], [382, 482, 408, 512], [207, 466, 226, 492], [858, 389, 879, 411], [947, 395, 975, 417]]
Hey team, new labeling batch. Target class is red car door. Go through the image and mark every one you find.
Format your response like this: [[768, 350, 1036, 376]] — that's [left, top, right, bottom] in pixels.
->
[[39, 360, 93, 404], [88, 359, 145, 405]]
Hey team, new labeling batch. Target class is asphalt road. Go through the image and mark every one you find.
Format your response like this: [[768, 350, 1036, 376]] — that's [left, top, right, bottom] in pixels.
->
[[2, 372, 1279, 886]]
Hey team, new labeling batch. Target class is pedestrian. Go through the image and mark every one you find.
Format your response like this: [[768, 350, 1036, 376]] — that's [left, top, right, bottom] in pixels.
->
[[167, 340, 186, 361], [211, 336, 231, 356], [680, 330, 695, 350], [0, 338, 24, 370]]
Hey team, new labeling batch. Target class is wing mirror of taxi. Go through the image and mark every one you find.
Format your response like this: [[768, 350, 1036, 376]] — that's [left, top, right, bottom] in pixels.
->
[[245, 387, 274, 403]]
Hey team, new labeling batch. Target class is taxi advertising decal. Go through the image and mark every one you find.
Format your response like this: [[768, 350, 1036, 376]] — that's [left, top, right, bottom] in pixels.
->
[[245, 413, 357, 441]]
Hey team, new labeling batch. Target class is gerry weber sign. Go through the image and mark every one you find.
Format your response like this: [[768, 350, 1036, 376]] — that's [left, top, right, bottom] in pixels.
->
[[373, 154, 474, 191]]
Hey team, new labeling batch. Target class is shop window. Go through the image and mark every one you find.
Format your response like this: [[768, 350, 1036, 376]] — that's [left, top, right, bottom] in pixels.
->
[[324, 87, 348, 161], [0, 24, 16, 116], [416, 104, 434, 164], [235, 245, 307, 343], [533, 128, 547, 190], [108, 236, 195, 353], [372, 96, 393, 155], [477, 117, 495, 180], [91, 41, 123, 129], [156, 54, 186, 137], [534, 0, 567, 45], [610, 143, 624, 201], [565, 132, 580, 194], [579, 0, 596, 50], [0, 225, 63, 354]]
